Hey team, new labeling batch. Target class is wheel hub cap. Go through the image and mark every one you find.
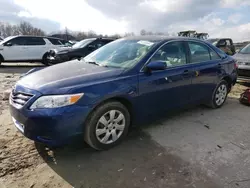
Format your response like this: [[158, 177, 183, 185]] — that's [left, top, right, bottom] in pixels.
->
[[215, 84, 227, 106], [95, 110, 125, 144]]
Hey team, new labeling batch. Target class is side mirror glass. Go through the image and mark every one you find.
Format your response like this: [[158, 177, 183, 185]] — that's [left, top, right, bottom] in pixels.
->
[[146, 61, 166, 71]]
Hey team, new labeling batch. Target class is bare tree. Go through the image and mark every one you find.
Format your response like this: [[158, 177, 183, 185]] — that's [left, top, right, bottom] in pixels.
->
[[18, 21, 45, 36], [140, 29, 146, 36]]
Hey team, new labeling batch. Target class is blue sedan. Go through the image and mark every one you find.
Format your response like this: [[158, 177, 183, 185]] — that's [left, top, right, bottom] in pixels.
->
[[10, 36, 237, 150]]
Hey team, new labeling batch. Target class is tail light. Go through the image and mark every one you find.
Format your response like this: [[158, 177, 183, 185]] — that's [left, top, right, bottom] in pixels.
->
[[234, 61, 238, 69]]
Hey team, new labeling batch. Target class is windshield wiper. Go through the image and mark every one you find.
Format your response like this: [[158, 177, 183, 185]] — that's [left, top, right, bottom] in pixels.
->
[[86, 61, 100, 66]]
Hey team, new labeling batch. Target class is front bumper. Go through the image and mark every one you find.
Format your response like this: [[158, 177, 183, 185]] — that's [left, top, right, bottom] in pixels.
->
[[9, 87, 92, 145]]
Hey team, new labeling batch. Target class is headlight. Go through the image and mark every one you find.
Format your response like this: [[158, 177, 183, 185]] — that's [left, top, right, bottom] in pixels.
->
[[30, 93, 84, 109]]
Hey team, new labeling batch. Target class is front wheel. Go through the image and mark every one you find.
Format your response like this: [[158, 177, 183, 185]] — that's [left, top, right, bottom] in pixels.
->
[[42, 53, 51, 66], [209, 80, 229, 108], [84, 101, 130, 150]]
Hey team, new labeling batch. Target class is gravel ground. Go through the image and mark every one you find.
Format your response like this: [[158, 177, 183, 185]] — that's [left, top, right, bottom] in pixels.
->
[[0, 64, 249, 188]]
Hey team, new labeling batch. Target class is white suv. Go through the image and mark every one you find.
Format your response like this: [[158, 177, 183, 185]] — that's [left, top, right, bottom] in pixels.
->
[[0, 36, 72, 65]]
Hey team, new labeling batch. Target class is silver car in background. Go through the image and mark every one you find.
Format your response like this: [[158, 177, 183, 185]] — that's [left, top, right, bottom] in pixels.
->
[[233, 43, 250, 82]]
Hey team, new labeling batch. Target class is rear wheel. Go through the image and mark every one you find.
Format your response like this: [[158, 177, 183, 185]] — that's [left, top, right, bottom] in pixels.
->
[[208, 80, 229, 108], [84, 101, 130, 150]]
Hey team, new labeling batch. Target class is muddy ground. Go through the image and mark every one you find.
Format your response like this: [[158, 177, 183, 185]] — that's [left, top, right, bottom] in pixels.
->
[[0, 63, 249, 188]]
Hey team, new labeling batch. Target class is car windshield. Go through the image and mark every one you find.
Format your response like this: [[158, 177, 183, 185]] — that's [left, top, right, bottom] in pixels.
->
[[0, 36, 15, 45], [72, 38, 95, 49], [83, 39, 156, 69], [239, 44, 250, 54]]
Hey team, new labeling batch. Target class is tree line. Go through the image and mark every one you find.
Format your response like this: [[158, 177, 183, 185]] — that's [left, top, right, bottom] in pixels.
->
[[0, 21, 171, 41]]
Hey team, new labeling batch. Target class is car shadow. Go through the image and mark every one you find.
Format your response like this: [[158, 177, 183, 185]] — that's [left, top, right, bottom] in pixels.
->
[[0, 63, 44, 74], [35, 129, 172, 188], [35, 103, 220, 188]]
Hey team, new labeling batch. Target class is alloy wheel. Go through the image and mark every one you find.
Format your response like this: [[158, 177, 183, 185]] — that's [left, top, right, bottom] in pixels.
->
[[215, 84, 227, 106], [95, 110, 126, 144]]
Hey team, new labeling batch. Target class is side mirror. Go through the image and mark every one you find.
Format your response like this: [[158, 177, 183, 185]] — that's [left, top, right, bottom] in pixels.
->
[[146, 61, 166, 71], [5, 42, 12, 47]]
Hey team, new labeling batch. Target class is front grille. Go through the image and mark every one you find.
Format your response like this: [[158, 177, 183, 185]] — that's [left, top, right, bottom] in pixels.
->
[[238, 69, 250, 77], [10, 91, 33, 108]]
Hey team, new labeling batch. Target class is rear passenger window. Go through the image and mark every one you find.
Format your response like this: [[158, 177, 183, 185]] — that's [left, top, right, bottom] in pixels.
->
[[210, 49, 221, 60], [188, 42, 210, 63], [26, 37, 46, 45], [48, 38, 62, 45]]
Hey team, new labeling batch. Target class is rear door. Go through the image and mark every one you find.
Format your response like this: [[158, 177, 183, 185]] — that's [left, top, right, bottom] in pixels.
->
[[187, 41, 222, 102], [138, 41, 193, 115], [25, 37, 47, 60]]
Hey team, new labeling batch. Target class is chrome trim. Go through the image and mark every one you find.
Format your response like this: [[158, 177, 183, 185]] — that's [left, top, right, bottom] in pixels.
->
[[10, 91, 34, 109]]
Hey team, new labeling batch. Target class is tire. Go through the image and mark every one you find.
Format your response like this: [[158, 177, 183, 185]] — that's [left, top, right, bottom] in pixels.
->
[[208, 80, 229, 109], [42, 53, 50, 66], [84, 101, 130, 150], [0, 54, 3, 66]]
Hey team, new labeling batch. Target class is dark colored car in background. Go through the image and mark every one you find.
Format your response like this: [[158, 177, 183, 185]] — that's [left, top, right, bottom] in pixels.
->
[[207, 38, 236, 55], [233, 43, 250, 82], [10, 36, 237, 150], [47, 38, 114, 65]]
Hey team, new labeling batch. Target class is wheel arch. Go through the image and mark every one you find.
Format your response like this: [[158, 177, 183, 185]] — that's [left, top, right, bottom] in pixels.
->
[[86, 96, 134, 125], [0, 53, 4, 62], [221, 75, 233, 92]]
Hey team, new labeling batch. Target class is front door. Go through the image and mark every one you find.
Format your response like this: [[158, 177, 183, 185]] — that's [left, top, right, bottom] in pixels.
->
[[1, 37, 26, 61], [138, 41, 193, 116]]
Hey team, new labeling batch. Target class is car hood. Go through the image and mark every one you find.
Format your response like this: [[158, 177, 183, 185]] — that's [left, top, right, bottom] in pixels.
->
[[18, 60, 124, 95], [233, 53, 250, 62], [57, 47, 81, 55]]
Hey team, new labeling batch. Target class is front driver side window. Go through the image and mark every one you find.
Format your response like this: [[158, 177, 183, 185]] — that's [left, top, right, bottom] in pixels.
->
[[150, 41, 187, 67], [5, 37, 26, 46]]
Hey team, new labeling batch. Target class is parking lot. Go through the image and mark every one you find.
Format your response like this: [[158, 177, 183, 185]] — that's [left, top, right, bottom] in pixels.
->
[[0, 64, 249, 188]]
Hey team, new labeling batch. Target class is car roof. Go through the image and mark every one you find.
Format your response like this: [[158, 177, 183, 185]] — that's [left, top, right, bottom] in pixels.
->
[[208, 38, 232, 40], [12, 35, 70, 41], [123, 35, 206, 43]]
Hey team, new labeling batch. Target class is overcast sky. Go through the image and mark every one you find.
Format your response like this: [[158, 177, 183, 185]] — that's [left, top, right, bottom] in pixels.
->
[[1, 0, 250, 41]]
